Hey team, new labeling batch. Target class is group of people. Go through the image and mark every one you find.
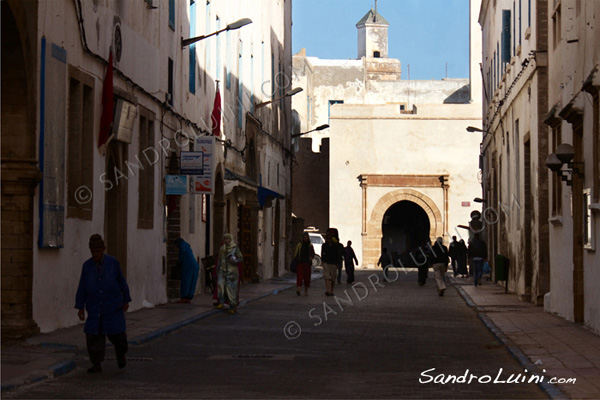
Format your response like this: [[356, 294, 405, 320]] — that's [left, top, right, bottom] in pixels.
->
[[377, 233, 489, 296], [75, 232, 242, 374], [292, 231, 359, 297]]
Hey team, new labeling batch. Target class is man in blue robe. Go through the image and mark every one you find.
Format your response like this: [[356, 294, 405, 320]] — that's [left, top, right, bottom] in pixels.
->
[[75, 234, 131, 373]]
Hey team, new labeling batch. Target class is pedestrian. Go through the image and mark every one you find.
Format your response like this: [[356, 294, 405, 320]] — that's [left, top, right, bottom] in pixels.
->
[[344, 240, 358, 284], [448, 236, 459, 277], [429, 237, 449, 296], [321, 231, 342, 296], [175, 238, 199, 304], [457, 239, 468, 277], [413, 247, 429, 286], [215, 233, 243, 314], [377, 247, 393, 281], [75, 234, 131, 374], [468, 233, 488, 287], [293, 232, 315, 296], [336, 236, 344, 284]]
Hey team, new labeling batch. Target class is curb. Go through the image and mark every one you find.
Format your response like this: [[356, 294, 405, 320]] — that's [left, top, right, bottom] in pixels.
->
[[1, 360, 77, 393], [451, 277, 569, 399]]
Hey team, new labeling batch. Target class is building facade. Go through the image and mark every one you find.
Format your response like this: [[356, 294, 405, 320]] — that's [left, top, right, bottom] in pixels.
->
[[478, 0, 551, 305], [292, 3, 483, 267], [1, 0, 292, 338], [543, 0, 600, 332], [478, 0, 600, 333]]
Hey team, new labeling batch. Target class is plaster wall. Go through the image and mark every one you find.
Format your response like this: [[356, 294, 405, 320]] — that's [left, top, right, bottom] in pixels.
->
[[330, 104, 482, 265]]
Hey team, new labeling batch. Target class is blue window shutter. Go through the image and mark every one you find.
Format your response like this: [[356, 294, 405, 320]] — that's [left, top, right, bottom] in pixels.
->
[[238, 40, 243, 129], [226, 30, 231, 89], [189, 2, 196, 94], [168, 0, 175, 30], [502, 10, 511, 63]]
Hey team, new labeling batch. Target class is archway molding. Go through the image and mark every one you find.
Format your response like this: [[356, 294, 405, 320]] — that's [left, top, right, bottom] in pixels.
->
[[363, 188, 443, 267]]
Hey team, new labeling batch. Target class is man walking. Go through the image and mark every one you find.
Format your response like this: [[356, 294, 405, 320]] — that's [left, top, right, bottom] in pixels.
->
[[75, 234, 131, 373], [448, 236, 459, 277], [430, 237, 449, 296], [322, 231, 342, 296], [468, 233, 488, 287]]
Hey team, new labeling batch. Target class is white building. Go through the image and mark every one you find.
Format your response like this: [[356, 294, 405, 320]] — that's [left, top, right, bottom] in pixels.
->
[[292, 4, 483, 268], [478, 0, 551, 304], [1, 0, 292, 337], [543, 0, 600, 333]]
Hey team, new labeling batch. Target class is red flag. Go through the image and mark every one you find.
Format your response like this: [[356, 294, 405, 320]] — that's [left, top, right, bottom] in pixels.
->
[[210, 86, 221, 136], [98, 50, 114, 148]]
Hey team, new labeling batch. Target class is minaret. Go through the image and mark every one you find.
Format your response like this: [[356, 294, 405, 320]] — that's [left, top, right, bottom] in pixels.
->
[[356, 5, 389, 59]]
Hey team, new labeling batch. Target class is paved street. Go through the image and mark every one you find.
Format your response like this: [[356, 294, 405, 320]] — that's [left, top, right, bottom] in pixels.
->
[[4, 270, 547, 399]]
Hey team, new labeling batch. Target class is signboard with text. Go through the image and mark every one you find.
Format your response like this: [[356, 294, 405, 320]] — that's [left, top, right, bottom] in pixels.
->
[[190, 136, 215, 194]]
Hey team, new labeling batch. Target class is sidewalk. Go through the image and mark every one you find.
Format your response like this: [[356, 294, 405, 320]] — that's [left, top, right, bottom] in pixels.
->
[[451, 274, 600, 399], [1, 275, 297, 393]]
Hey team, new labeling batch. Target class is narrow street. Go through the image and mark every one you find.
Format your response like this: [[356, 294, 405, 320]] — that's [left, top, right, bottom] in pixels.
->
[[5, 271, 545, 399]]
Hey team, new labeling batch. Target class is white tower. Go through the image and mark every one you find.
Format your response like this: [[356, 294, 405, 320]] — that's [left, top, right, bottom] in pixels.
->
[[356, 8, 389, 59]]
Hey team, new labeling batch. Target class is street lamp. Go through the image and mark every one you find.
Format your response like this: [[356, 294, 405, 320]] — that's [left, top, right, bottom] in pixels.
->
[[466, 126, 491, 135], [546, 143, 584, 186], [255, 87, 303, 110], [181, 18, 252, 48], [291, 124, 329, 138]]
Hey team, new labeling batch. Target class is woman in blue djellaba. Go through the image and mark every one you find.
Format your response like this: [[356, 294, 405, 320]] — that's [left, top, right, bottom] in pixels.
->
[[175, 238, 200, 303]]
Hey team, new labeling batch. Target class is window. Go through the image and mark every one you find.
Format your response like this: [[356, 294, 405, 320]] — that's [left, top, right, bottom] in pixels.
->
[[328, 100, 344, 123], [188, 1, 196, 94], [594, 93, 599, 201], [553, 4, 562, 49], [168, 0, 175, 31], [168, 58, 174, 105], [138, 107, 155, 229], [374, 51, 381, 58], [502, 10, 512, 63], [551, 125, 563, 215], [519, 0, 522, 46], [67, 67, 94, 220], [226, 30, 232, 89], [238, 39, 243, 129], [583, 188, 593, 250]]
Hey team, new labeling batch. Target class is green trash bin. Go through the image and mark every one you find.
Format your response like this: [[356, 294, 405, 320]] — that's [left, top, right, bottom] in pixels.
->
[[494, 254, 509, 282]]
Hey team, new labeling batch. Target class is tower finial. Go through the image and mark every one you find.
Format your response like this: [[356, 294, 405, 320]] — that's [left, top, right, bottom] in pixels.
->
[[374, 0, 378, 22]]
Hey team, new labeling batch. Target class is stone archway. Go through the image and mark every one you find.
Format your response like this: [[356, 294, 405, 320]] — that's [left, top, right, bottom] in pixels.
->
[[363, 189, 443, 268]]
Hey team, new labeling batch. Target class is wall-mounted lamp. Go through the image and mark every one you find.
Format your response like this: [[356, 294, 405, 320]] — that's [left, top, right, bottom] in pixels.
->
[[466, 126, 492, 135], [291, 123, 329, 138], [546, 143, 584, 186], [473, 197, 487, 203], [182, 18, 252, 48], [255, 87, 303, 110]]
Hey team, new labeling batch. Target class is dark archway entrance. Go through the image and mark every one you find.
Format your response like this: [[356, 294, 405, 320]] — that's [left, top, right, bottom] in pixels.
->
[[381, 201, 430, 262]]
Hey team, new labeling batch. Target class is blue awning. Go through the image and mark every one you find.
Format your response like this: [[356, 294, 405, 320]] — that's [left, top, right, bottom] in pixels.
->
[[258, 186, 284, 208]]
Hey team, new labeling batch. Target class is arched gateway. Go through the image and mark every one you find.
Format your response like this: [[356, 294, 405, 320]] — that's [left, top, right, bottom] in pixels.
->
[[363, 189, 443, 268]]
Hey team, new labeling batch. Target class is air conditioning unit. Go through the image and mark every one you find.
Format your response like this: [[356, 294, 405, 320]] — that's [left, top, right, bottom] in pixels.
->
[[113, 99, 137, 144]]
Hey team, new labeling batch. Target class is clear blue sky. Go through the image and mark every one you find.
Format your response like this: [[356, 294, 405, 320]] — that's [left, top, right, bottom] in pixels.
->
[[292, 0, 470, 80]]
